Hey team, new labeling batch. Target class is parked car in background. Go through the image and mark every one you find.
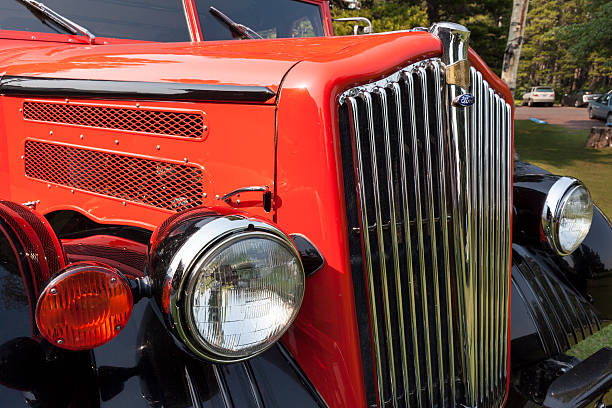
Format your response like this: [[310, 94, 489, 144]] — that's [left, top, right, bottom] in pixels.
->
[[560, 89, 603, 107], [522, 86, 555, 106], [588, 92, 612, 123], [0, 1, 611, 408]]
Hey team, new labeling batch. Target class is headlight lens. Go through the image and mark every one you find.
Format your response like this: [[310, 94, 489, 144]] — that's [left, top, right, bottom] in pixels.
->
[[185, 232, 304, 359], [542, 177, 593, 255], [557, 185, 593, 254]]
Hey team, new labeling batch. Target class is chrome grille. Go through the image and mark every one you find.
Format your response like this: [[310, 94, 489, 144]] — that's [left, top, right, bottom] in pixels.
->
[[339, 59, 512, 407]]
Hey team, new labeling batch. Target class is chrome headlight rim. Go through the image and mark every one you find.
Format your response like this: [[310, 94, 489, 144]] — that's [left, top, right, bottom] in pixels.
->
[[165, 215, 304, 363], [183, 229, 304, 361], [541, 176, 593, 256]]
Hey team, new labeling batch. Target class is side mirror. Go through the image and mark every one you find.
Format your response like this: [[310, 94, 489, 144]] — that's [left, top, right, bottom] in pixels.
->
[[333, 17, 372, 35]]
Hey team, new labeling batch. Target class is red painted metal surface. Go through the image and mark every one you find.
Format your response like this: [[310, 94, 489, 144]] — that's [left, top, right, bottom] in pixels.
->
[[2, 95, 276, 229], [0, 17, 515, 407], [62, 235, 147, 278], [0, 202, 66, 293]]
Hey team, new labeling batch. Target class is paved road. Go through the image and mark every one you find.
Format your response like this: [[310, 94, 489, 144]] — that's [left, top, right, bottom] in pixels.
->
[[515, 106, 602, 130]]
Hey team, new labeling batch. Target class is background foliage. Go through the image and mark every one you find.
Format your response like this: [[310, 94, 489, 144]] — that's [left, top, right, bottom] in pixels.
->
[[330, 0, 612, 97]]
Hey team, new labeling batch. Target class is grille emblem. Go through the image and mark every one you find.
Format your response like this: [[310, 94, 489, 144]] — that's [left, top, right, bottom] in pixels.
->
[[452, 93, 476, 107]]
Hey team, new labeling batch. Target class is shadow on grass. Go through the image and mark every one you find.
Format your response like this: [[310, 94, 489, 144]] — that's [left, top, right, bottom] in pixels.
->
[[514, 120, 612, 168]]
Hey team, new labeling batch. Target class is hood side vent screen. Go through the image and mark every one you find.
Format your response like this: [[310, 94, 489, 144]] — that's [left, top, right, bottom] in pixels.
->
[[23, 101, 205, 139], [24, 140, 204, 212]]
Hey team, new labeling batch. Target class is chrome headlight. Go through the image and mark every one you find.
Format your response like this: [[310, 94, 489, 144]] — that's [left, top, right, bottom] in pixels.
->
[[542, 177, 593, 255], [149, 212, 305, 362]]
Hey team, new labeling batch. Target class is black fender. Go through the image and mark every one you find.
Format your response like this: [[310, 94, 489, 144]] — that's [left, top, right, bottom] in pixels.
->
[[509, 162, 612, 404], [512, 162, 612, 325], [510, 243, 606, 369], [0, 201, 99, 407]]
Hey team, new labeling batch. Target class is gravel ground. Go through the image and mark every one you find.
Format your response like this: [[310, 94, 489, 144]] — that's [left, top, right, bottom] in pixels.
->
[[514, 106, 604, 130]]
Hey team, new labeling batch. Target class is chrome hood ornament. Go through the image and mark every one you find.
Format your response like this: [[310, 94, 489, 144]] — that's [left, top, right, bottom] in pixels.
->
[[430, 22, 475, 107]]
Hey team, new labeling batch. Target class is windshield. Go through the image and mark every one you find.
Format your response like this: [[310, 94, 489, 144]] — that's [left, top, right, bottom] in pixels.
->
[[196, 0, 325, 41], [535, 87, 554, 92], [0, 0, 189, 42]]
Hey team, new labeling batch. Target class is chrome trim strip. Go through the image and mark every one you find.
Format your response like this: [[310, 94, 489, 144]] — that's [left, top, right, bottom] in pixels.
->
[[381, 83, 412, 406], [503, 102, 513, 382], [244, 362, 265, 408], [471, 68, 483, 405], [392, 80, 424, 407], [468, 66, 480, 406], [418, 66, 446, 404], [433, 60, 456, 407], [363, 90, 398, 406], [184, 366, 203, 408], [212, 365, 232, 408], [485, 75, 494, 402], [346, 96, 386, 408], [404, 70, 436, 406]]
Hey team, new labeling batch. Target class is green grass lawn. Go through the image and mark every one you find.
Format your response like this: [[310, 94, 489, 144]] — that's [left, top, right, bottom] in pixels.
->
[[515, 119, 612, 365], [514, 120, 612, 218]]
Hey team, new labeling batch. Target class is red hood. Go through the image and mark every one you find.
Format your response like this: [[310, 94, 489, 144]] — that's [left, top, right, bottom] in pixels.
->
[[0, 33, 439, 102], [0, 32, 511, 104]]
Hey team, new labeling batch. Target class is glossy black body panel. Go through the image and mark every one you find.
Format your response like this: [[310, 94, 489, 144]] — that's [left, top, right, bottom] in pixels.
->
[[90, 299, 326, 408], [510, 243, 602, 369], [0, 76, 276, 102], [512, 161, 612, 320], [543, 347, 612, 408], [510, 161, 612, 404]]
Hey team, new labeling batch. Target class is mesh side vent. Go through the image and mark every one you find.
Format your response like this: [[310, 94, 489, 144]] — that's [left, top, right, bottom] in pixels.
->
[[25, 141, 204, 212], [23, 101, 205, 138]]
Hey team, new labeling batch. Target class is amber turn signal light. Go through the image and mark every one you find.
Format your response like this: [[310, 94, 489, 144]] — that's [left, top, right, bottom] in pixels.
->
[[35, 262, 133, 350]]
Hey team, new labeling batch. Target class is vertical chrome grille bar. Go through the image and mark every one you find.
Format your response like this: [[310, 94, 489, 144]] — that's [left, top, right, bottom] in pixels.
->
[[471, 68, 483, 406], [404, 70, 436, 406], [487, 88, 497, 395], [432, 60, 456, 407], [491, 90, 501, 394], [468, 66, 481, 406], [394, 79, 425, 407], [418, 66, 446, 406], [487, 85, 497, 402], [362, 91, 399, 406], [503, 102, 512, 384], [346, 96, 386, 408], [497, 98, 507, 402], [376, 86, 407, 406], [444, 67, 474, 408], [480, 76, 495, 402], [386, 82, 413, 407]]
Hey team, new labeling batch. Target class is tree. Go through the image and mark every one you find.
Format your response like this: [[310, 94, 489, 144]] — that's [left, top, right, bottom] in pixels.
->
[[501, 0, 529, 96], [515, 0, 611, 98]]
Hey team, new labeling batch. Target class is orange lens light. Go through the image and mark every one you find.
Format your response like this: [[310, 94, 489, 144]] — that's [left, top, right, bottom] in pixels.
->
[[35, 263, 133, 350]]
